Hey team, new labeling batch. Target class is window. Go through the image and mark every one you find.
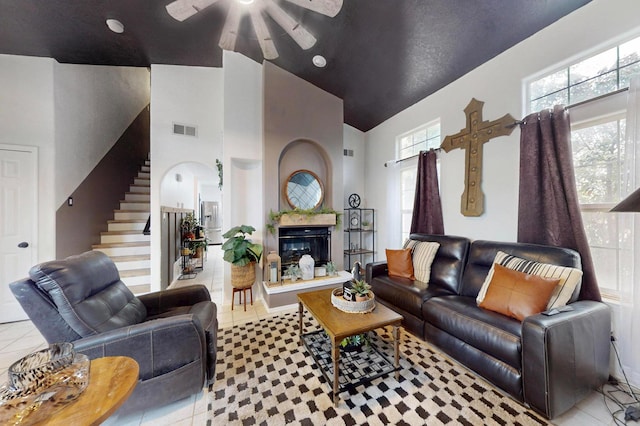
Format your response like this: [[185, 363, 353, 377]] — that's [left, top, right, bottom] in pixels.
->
[[527, 35, 640, 297], [396, 121, 441, 243], [529, 35, 640, 112], [572, 112, 627, 297], [397, 121, 441, 161]]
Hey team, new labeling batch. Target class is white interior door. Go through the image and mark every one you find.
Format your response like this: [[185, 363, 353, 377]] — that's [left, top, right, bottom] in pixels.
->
[[0, 146, 37, 323]]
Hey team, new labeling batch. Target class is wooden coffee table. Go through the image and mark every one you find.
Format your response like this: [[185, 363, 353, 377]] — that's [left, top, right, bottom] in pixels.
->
[[298, 288, 403, 406]]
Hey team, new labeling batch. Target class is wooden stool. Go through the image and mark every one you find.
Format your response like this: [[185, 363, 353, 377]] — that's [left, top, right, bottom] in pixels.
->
[[232, 285, 253, 311]]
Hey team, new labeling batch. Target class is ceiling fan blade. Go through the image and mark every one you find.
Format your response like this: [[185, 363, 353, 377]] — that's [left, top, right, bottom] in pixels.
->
[[265, 2, 316, 50], [165, 0, 222, 22], [249, 8, 278, 60], [282, 0, 343, 17], [218, 2, 242, 51]]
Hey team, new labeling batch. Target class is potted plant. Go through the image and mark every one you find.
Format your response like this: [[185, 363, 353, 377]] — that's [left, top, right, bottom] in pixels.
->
[[222, 225, 263, 288], [340, 333, 370, 352], [351, 279, 372, 301], [325, 261, 337, 277], [361, 220, 372, 231], [285, 264, 301, 282], [181, 212, 199, 240]]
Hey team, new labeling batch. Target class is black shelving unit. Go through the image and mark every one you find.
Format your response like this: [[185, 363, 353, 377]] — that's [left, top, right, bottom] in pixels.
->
[[344, 208, 375, 271]]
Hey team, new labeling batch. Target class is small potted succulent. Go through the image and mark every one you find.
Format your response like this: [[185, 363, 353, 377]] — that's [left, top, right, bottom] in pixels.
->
[[285, 264, 301, 282], [340, 333, 370, 352], [325, 261, 337, 277], [351, 279, 372, 301]]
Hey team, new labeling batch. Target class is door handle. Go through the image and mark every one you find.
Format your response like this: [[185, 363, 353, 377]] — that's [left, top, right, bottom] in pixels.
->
[[17, 242, 29, 248]]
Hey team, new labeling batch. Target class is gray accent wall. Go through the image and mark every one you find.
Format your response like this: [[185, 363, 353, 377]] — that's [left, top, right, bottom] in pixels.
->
[[56, 107, 150, 259], [263, 63, 345, 269]]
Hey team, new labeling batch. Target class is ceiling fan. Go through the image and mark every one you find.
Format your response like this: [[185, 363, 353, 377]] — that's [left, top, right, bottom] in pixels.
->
[[166, 0, 343, 60]]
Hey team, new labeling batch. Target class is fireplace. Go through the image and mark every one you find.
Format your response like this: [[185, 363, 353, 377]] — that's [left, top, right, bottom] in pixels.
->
[[279, 227, 331, 269]]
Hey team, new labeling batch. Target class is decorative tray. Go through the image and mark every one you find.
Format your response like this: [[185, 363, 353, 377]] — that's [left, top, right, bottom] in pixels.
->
[[331, 288, 375, 313]]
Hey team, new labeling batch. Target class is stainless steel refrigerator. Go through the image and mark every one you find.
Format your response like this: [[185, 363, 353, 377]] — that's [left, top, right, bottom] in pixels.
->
[[201, 201, 222, 244]]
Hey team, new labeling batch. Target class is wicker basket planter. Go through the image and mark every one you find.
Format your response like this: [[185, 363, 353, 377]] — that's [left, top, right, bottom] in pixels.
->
[[331, 288, 375, 313], [231, 262, 256, 289]]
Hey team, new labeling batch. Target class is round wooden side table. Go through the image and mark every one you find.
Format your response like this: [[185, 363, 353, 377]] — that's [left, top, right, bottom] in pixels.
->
[[36, 356, 139, 426]]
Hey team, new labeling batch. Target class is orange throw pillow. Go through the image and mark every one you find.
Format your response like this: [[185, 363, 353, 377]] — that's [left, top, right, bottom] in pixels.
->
[[386, 248, 415, 280], [478, 264, 560, 321]]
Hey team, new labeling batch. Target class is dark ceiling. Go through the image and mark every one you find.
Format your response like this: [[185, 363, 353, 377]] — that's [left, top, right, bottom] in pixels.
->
[[0, 0, 592, 131]]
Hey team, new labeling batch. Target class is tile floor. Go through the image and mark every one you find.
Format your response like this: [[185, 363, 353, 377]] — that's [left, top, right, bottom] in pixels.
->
[[0, 246, 630, 425]]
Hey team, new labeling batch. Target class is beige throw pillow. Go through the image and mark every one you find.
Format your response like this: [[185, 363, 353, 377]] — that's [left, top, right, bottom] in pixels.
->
[[411, 242, 440, 283]]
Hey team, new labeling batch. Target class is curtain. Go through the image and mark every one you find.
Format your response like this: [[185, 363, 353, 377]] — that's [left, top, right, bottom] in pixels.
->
[[618, 76, 640, 385], [410, 149, 444, 235], [518, 105, 601, 302]]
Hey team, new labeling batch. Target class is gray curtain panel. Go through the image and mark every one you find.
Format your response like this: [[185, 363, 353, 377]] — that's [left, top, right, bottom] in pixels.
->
[[410, 149, 445, 235], [518, 105, 601, 302]]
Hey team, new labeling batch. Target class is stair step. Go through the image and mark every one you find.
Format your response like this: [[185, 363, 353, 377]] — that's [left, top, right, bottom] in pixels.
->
[[144, 160, 150, 167], [119, 268, 151, 278], [129, 284, 151, 295], [137, 172, 150, 180], [124, 192, 150, 202], [134, 177, 150, 186], [114, 210, 149, 220], [107, 220, 147, 231], [110, 254, 150, 262], [92, 242, 150, 256], [113, 259, 150, 271], [141, 165, 150, 173], [101, 231, 150, 244], [129, 185, 150, 194], [119, 200, 150, 211]]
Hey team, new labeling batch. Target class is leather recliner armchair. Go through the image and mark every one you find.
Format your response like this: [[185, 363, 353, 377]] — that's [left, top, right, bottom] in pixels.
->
[[9, 250, 217, 415]]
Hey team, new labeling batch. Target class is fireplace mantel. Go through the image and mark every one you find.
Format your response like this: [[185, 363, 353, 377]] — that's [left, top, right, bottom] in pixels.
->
[[278, 213, 336, 227]]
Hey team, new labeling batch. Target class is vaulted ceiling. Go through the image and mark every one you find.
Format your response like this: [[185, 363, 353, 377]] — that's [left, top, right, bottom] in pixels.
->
[[0, 0, 592, 131]]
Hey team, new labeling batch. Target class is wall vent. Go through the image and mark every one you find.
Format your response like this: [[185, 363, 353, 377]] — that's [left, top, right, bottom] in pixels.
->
[[343, 149, 354, 157], [173, 123, 198, 137]]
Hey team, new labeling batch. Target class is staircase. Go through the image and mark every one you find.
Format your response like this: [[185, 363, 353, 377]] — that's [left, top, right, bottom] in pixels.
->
[[92, 159, 151, 294]]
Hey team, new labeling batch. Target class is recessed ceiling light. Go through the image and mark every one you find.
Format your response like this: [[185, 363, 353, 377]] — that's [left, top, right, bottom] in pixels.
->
[[313, 55, 327, 68], [236, 0, 255, 4], [106, 19, 124, 34]]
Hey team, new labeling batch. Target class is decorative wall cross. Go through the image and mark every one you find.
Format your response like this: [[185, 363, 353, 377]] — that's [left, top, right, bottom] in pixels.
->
[[440, 98, 516, 217]]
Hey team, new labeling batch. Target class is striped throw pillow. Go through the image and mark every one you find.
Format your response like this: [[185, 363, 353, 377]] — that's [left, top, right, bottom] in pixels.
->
[[402, 239, 440, 283], [476, 251, 583, 310]]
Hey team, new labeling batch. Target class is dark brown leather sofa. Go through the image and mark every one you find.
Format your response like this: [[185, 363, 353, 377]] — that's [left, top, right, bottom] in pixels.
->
[[9, 251, 217, 415], [366, 234, 611, 419]]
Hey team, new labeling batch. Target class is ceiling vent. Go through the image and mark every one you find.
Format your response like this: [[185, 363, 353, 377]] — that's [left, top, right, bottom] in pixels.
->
[[343, 149, 354, 157], [173, 123, 197, 137]]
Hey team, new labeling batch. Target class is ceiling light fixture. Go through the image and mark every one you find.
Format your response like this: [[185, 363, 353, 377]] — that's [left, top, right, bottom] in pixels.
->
[[106, 19, 125, 34], [165, 0, 343, 61], [312, 55, 327, 68]]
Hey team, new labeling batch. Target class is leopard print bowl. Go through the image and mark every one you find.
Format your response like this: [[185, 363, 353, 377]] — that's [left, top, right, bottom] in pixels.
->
[[8, 342, 75, 392], [0, 344, 90, 425]]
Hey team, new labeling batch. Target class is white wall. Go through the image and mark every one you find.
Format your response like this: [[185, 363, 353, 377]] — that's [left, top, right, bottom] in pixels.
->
[[365, 0, 640, 253], [0, 55, 56, 261], [343, 124, 366, 208], [222, 52, 264, 304], [53, 64, 150, 208], [150, 64, 224, 292]]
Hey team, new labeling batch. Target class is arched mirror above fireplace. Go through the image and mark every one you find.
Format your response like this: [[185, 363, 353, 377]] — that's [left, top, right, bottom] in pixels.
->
[[284, 169, 324, 210]]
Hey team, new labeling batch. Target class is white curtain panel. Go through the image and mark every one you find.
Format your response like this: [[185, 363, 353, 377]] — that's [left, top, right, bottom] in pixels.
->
[[385, 160, 404, 249], [618, 75, 640, 386]]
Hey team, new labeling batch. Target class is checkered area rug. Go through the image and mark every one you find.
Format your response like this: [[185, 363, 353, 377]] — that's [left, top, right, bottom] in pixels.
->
[[207, 311, 550, 426]]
